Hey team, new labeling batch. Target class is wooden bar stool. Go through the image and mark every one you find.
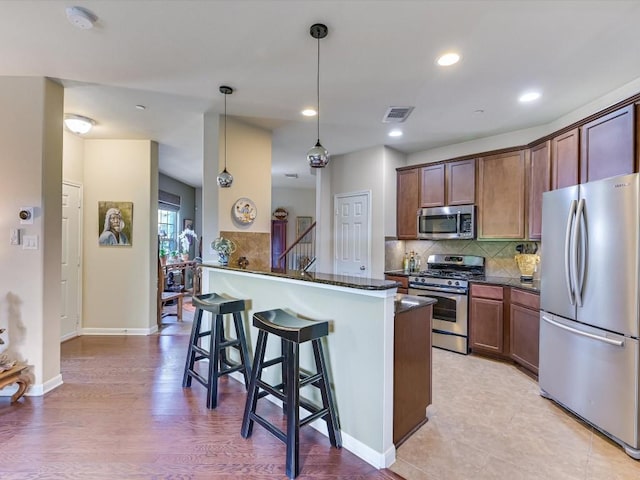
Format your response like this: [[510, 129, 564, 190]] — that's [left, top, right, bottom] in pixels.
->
[[240, 308, 341, 479], [182, 292, 251, 409]]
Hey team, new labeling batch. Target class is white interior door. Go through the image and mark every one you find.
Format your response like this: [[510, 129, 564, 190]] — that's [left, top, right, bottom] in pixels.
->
[[61, 182, 82, 341], [334, 191, 371, 276]]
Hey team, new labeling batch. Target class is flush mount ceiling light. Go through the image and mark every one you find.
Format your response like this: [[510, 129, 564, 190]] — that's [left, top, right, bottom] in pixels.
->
[[302, 108, 317, 117], [65, 6, 98, 30], [388, 129, 403, 137], [519, 91, 542, 103], [217, 85, 234, 188], [306, 23, 330, 169], [437, 52, 460, 66], [64, 114, 95, 135]]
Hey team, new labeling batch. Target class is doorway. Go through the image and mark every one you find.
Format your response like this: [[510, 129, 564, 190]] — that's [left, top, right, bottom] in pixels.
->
[[61, 182, 82, 341], [333, 191, 371, 276]]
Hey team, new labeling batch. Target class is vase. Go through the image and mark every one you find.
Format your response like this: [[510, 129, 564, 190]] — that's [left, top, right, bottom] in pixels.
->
[[514, 254, 540, 281], [218, 252, 229, 266]]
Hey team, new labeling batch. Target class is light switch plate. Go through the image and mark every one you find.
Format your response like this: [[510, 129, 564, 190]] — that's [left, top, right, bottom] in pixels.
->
[[10, 228, 20, 245], [22, 234, 38, 250]]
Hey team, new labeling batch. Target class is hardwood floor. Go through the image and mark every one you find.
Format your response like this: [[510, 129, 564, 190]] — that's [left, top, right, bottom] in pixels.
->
[[0, 332, 403, 479]]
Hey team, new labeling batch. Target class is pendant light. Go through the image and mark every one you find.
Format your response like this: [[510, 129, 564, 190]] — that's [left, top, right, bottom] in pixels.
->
[[307, 23, 330, 168], [217, 85, 234, 188]]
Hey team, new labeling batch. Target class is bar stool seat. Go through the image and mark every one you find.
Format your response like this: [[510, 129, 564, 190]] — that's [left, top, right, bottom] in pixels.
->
[[182, 292, 251, 409], [241, 308, 341, 479]]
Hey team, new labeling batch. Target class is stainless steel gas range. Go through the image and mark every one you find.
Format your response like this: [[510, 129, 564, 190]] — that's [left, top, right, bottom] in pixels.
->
[[408, 254, 485, 355]]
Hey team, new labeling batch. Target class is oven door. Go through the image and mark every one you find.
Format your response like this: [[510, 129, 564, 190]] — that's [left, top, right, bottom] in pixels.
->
[[408, 286, 469, 354]]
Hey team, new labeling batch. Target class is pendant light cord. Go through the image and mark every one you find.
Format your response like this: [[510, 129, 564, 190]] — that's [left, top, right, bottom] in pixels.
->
[[316, 35, 320, 142], [224, 92, 228, 170]]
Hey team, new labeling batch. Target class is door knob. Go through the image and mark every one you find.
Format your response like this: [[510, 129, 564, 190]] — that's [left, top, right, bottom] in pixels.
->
[[360, 266, 366, 270]]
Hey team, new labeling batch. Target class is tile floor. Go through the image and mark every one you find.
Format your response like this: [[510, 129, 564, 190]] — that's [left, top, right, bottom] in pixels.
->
[[390, 349, 640, 480]]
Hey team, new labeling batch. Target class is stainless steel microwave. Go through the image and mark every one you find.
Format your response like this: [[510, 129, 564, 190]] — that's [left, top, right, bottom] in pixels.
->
[[417, 205, 476, 240]]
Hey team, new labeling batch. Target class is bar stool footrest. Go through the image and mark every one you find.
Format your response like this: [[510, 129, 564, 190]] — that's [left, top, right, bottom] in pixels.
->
[[249, 412, 287, 443]]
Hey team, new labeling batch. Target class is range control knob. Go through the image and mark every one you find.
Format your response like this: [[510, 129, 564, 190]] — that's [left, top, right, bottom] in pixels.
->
[[447, 280, 452, 285], [455, 281, 460, 286]]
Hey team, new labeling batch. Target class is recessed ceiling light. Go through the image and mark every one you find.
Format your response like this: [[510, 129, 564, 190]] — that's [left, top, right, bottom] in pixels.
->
[[437, 52, 460, 66], [389, 129, 403, 137], [302, 108, 317, 117], [519, 91, 542, 103]]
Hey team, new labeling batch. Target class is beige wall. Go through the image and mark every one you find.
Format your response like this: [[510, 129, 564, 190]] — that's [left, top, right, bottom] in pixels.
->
[[202, 114, 272, 263], [82, 139, 157, 332], [63, 130, 84, 184], [0, 77, 63, 392]]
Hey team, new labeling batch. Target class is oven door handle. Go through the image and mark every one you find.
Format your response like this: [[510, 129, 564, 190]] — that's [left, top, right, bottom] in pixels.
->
[[409, 285, 466, 295]]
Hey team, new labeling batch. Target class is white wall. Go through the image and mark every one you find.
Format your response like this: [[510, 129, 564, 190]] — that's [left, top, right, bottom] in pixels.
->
[[0, 77, 63, 392], [271, 187, 315, 246], [382, 147, 406, 237], [63, 130, 84, 184], [82, 139, 157, 333]]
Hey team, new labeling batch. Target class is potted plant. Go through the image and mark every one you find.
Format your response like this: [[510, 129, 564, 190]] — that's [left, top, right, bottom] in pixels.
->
[[169, 250, 180, 263], [159, 248, 168, 266], [211, 236, 236, 266], [178, 227, 198, 261]]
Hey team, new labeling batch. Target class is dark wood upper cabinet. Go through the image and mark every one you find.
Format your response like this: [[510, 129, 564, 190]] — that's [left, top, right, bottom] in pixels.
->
[[528, 142, 551, 240], [420, 164, 445, 207], [397, 168, 420, 239], [446, 158, 476, 205], [477, 150, 526, 239], [551, 128, 579, 189], [580, 105, 635, 184]]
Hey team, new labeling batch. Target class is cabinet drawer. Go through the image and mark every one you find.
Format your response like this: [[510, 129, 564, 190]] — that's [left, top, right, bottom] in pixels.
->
[[511, 288, 540, 310], [470, 284, 503, 300], [386, 275, 408, 289]]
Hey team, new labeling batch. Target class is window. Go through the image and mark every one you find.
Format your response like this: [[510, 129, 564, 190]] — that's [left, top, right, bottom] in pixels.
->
[[158, 209, 178, 253]]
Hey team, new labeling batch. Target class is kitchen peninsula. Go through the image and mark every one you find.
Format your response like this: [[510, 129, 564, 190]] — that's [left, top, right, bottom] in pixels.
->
[[201, 264, 431, 469]]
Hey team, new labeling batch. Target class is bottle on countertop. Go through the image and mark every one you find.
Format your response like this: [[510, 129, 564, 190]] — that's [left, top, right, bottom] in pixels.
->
[[402, 252, 409, 273], [414, 252, 421, 272], [409, 251, 416, 273]]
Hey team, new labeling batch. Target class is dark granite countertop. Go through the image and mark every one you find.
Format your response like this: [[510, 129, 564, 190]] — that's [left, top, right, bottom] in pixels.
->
[[395, 294, 437, 314], [203, 263, 399, 291], [384, 270, 540, 293], [471, 276, 540, 293]]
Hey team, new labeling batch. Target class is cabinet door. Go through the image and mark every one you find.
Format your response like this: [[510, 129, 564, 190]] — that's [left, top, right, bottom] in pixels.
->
[[396, 168, 420, 239], [510, 304, 540, 375], [446, 158, 476, 205], [551, 128, 579, 189], [420, 164, 445, 207], [580, 105, 635, 184], [528, 142, 550, 240], [470, 296, 504, 354], [477, 150, 526, 239], [385, 274, 408, 294]]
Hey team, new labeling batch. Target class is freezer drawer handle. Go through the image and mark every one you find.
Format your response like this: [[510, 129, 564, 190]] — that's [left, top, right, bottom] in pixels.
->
[[542, 315, 624, 347]]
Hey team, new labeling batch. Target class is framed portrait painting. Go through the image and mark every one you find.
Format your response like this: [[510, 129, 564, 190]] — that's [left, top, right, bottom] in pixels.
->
[[98, 201, 133, 246]]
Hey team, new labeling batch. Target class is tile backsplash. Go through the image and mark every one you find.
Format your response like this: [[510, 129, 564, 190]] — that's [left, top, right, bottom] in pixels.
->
[[385, 239, 542, 279]]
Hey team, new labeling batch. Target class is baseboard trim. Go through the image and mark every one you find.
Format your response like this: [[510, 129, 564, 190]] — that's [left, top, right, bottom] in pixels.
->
[[81, 326, 157, 336], [0, 373, 63, 398]]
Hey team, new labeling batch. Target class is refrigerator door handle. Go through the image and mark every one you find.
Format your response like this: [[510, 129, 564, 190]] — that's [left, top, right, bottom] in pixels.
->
[[541, 315, 624, 347], [574, 198, 586, 307], [565, 199, 577, 305]]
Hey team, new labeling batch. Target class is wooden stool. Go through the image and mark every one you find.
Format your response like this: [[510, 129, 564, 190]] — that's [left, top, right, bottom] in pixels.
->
[[182, 293, 251, 409], [240, 309, 341, 479]]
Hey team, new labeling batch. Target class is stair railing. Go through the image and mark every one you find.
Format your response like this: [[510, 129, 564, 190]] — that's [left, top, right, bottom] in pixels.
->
[[277, 221, 316, 274]]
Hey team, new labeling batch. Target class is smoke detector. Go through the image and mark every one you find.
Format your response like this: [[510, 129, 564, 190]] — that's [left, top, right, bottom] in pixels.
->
[[66, 6, 98, 30], [382, 106, 414, 123]]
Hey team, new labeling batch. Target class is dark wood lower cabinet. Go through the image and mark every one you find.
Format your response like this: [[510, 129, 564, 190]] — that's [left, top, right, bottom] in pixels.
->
[[510, 304, 540, 375], [394, 304, 432, 446], [470, 284, 540, 376]]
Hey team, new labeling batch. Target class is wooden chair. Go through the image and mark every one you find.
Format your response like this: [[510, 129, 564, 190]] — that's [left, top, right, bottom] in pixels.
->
[[157, 258, 184, 328]]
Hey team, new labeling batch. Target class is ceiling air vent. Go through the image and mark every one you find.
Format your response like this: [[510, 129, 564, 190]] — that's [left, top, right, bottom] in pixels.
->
[[382, 106, 414, 123]]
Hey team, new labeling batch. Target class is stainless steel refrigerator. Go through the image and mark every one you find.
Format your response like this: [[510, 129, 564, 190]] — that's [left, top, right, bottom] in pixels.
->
[[540, 172, 640, 459]]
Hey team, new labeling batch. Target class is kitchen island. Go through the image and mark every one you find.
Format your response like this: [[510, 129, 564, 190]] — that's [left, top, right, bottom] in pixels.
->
[[200, 264, 422, 469]]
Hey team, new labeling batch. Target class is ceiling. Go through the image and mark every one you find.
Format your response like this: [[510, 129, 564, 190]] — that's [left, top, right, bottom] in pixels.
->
[[3, 1, 640, 189]]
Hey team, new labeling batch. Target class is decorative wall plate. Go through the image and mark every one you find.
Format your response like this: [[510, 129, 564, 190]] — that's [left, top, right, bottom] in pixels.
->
[[233, 197, 257, 225]]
